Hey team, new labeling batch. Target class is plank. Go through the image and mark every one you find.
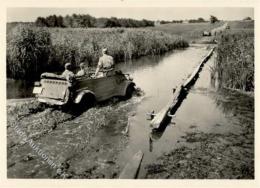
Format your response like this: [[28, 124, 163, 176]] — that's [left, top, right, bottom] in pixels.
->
[[119, 150, 144, 179]]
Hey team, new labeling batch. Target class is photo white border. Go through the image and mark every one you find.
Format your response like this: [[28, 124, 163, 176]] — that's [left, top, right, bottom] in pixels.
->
[[0, 0, 259, 188]]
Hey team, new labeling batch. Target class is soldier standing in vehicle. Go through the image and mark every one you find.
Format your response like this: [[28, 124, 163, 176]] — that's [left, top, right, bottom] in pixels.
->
[[94, 48, 114, 77]]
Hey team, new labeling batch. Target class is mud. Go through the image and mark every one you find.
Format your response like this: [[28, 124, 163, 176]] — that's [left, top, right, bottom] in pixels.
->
[[7, 96, 140, 178]]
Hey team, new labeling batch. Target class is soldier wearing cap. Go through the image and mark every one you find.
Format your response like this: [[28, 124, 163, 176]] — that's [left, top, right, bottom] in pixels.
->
[[62, 63, 75, 80], [94, 48, 114, 77], [76, 63, 87, 77]]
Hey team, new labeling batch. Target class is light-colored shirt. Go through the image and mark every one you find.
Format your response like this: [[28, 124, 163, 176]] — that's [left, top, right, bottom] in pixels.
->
[[62, 70, 75, 80], [97, 54, 114, 69], [76, 69, 86, 77]]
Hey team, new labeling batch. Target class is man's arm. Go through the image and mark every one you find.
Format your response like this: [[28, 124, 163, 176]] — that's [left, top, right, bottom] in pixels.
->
[[94, 59, 102, 77]]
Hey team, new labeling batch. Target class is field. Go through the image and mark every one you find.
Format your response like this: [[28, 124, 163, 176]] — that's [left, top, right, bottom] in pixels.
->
[[150, 22, 224, 42], [6, 24, 188, 80], [212, 20, 254, 91]]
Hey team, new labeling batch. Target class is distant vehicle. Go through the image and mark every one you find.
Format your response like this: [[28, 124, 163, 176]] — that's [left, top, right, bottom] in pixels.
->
[[202, 31, 211, 36], [226, 25, 230, 29], [33, 70, 135, 108]]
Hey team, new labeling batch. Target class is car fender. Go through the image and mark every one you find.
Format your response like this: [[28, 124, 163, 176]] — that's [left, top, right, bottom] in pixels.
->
[[74, 90, 96, 104]]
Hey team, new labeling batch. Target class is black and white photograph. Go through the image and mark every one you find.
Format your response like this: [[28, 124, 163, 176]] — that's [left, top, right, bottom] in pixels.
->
[[1, 0, 259, 187]]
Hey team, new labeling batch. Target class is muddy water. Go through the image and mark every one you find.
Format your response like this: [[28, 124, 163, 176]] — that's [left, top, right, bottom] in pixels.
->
[[106, 45, 217, 176]]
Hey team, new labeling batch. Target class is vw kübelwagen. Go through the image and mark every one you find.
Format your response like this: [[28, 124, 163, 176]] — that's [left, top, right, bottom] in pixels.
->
[[33, 70, 135, 108]]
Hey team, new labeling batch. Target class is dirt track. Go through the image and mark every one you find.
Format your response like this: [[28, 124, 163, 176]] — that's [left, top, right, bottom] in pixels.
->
[[7, 97, 139, 178]]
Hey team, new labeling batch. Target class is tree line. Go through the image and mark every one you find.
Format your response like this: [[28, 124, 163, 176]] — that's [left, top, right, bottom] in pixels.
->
[[35, 14, 155, 28], [160, 16, 221, 24]]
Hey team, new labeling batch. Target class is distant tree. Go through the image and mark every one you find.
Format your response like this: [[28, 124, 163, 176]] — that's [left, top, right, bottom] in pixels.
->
[[95, 17, 109, 28], [45, 15, 58, 27], [35, 13, 155, 28], [172, 20, 183, 23], [56, 16, 64, 27], [80, 14, 96, 27], [243, 17, 252, 21], [160, 20, 171, 24], [198, 17, 205, 22], [63, 15, 73, 27], [35, 17, 47, 27], [210, 15, 219, 24]]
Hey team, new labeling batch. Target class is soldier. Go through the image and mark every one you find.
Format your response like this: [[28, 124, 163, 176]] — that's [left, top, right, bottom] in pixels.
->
[[62, 63, 75, 81], [76, 63, 87, 77], [94, 48, 114, 77]]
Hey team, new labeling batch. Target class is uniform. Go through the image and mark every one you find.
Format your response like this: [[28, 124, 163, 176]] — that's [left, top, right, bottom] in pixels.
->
[[62, 69, 75, 80], [76, 69, 86, 77], [97, 54, 114, 70]]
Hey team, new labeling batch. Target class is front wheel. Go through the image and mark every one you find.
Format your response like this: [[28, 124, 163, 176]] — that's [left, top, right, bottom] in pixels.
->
[[77, 94, 96, 111], [124, 85, 135, 99]]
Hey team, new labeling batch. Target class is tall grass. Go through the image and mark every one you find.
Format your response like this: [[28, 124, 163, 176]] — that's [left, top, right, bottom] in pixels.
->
[[7, 25, 189, 80], [7, 25, 51, 79], [212, 31, 254, 91]]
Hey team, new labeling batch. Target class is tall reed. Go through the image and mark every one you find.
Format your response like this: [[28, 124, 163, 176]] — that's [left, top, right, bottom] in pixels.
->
[[212, 31, 254, 91], [7, 25, 189, 80]]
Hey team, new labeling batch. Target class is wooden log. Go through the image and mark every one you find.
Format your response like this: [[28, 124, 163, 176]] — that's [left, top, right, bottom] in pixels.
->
[[119, 150, 144, 179], [150, 47, 215, 129], [183, 47, 215, 88], [150, 86, 183, 129]]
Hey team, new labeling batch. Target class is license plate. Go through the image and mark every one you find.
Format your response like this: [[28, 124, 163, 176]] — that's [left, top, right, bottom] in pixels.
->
[[33, 87, 43, 94]]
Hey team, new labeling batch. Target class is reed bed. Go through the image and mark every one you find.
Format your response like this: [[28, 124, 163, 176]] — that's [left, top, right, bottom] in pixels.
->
[[7, 25, 189, 80], [212, 30, 254, 91]]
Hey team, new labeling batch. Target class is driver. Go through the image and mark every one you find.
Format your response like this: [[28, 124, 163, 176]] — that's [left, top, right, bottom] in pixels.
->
[[94, 48, 114, 77]]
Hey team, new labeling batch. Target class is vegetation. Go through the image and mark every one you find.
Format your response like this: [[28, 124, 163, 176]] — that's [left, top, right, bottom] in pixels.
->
[[159, 18, 206, 25], [210, 15, 219, 24], [243, 17, 252, 21], [151, 22, 223, 42], [212, 24, 254, 91], [7, 26, 52, 79], [7, 24, 188, 80], [188, 17, 206, 23], [35, 14, 154, 28]]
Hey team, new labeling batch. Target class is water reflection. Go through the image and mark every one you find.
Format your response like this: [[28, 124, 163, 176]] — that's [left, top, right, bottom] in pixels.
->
[[7, 79, 34, 99], [212, 88, 254, 118]]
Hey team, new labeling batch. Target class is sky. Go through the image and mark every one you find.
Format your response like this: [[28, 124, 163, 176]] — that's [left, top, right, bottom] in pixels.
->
[[7, 7, 254, 22]]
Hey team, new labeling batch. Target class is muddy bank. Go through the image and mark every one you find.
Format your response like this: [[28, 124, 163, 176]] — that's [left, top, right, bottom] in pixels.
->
[[145, 89, 254, 179], [7, 96, 139, 178]]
